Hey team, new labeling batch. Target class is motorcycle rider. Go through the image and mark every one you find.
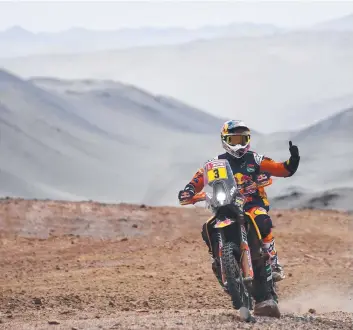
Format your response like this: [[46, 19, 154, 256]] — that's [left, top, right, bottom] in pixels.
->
[[178, 120, 300, 314]]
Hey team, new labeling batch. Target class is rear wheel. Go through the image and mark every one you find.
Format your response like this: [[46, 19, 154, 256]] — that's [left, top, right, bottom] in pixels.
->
[[221, 241, 252, 310]]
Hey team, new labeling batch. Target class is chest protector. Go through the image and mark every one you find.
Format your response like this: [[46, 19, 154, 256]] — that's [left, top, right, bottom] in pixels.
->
[[217, 151, 263, 200]]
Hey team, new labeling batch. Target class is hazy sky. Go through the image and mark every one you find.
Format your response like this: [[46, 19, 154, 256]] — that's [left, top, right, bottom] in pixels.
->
[[0, 1, 353, 32]]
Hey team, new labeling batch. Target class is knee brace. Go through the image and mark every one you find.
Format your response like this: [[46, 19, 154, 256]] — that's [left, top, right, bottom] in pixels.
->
[[254, 214, 273, 239]]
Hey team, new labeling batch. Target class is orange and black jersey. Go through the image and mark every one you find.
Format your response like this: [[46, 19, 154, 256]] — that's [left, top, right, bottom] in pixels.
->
[[257, 172, 272, 208], [188, 151, 298, 211]]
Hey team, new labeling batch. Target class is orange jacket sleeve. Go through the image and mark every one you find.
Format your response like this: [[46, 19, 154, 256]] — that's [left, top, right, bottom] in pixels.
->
[[259, 157, 292, 177], [189, 168, 205, 193]]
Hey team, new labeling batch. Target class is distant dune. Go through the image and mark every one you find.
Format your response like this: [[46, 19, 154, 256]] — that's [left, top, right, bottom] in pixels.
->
[[312, 13, 353, 31], [1, 69, 352, 210], [0, 69, 225, 205], [1, 30, 353, 133], [0, 23, 282, 58]]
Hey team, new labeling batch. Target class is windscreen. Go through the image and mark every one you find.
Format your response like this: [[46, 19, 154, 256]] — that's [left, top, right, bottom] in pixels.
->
[[202, 159, 238, 209]]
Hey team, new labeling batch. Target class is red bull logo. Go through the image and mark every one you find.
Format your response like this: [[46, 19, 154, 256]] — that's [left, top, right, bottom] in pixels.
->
[[234, 173, 257, 195], [222, 122, 229, 135], [234, 173, 252, 185]]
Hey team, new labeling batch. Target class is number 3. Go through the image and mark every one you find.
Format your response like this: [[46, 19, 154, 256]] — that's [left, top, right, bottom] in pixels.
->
[[214, 168, 219, 178]]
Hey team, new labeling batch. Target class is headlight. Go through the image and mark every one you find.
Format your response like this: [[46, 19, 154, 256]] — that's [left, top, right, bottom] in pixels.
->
[[216, 191, 226, 203]]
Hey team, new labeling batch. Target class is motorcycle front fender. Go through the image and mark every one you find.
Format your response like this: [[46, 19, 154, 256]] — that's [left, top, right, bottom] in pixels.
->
[[214, 218, 235, 229]]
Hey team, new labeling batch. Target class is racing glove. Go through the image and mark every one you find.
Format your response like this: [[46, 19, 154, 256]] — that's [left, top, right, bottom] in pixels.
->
[[284, 141, 300, 176], [289, 141, 299, 158], [178, 184, 196, 203]]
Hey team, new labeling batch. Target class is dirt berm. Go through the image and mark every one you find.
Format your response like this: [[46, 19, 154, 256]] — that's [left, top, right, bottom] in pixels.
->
[[0, 199, 352, 329]]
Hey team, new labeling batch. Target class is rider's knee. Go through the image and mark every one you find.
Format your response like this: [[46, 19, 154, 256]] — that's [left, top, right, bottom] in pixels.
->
[[254, 214, 273, 238]]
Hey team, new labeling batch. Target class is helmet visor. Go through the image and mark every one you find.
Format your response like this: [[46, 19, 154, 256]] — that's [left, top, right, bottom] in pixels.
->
[[225, 134, 250, 146]]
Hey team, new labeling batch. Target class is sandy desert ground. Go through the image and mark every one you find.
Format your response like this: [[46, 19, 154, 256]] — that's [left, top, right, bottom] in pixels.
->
[[0, 199, 352, 329]]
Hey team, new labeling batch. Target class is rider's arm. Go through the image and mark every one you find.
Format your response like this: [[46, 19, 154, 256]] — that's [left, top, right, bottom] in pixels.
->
[[259, 156, 299, 177], [188, 167, 205, 193], [258, 141, 300, 177]]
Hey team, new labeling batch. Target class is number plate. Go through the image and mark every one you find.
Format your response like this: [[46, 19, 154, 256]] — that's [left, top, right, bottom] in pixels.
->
[[207, 167, 227, 182]]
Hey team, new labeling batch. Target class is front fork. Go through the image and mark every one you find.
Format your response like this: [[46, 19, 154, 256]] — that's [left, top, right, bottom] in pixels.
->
[[217, 223, 255, 287], [215, 219, 277, 302], [218, 232, 227, 286], [239, 223, 254, 282]]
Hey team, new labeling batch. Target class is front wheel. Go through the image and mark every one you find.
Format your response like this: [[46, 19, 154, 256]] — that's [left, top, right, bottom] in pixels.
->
[[221, 241, 252, 310]]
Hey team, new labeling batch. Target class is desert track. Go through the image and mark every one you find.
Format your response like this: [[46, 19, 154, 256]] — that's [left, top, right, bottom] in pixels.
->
[[0, 199, 352, 329]]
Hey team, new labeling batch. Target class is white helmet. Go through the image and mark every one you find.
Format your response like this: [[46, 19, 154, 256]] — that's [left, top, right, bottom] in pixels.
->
[[220, 120, 251, 158]]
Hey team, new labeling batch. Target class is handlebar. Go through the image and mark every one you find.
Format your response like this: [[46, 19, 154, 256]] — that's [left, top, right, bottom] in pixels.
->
[[179, 192, 206, 205]]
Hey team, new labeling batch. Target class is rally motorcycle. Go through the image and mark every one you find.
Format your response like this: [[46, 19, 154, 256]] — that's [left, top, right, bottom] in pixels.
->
[[182, 159, 275, 314]]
